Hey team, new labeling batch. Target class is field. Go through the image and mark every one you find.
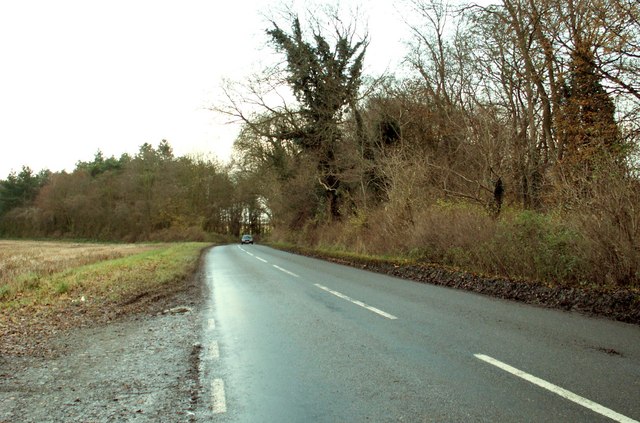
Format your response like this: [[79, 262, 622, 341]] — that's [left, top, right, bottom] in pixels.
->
[[0, 240, 209, 355]]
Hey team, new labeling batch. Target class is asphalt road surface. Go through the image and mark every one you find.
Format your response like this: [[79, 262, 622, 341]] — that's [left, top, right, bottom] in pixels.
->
[[197, 244, 640, 422]]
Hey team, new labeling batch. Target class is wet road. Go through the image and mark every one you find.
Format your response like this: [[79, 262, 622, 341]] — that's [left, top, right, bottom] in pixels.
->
[[198, 244, 640, 422]]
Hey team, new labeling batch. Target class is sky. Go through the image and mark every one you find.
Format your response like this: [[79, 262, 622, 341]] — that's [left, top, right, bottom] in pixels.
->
[[0, 0, 411, 178]]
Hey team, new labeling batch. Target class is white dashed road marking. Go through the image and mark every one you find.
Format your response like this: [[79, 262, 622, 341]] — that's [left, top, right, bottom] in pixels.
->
[[256, 256, 268, 263], [475, 354, 638, 423], [314, 283, 398, 320], [273, 264, 299, 277]]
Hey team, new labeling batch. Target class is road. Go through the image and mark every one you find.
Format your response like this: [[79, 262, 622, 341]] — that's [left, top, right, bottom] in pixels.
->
[[197, 244, 640, 422]]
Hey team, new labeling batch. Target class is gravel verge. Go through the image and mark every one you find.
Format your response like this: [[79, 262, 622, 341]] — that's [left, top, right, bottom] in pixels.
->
[[0, 253, 208, 423]]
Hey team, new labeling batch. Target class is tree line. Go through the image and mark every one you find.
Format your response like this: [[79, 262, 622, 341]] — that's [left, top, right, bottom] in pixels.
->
[[2, 0, 638, 287], [0, 140, 266, 241], [225, 0, 640, 287]]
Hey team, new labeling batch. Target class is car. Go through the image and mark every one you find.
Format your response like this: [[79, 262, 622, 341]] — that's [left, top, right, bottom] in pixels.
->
[[241, 234, 254, 244]]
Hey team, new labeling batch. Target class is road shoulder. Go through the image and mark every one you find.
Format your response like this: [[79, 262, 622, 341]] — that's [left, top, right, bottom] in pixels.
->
[[0, 258, 207, 422]]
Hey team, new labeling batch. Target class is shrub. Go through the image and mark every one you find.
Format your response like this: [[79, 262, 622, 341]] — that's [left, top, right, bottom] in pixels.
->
[[277, 190, 635, 289], [488, 210, 588, 284], [554, 161, 640, 287], [576, 188, 640, 287], [147, 226, 208, 242]]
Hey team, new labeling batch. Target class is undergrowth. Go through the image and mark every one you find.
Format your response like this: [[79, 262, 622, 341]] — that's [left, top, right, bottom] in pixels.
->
[[271, 201, 637, 290]]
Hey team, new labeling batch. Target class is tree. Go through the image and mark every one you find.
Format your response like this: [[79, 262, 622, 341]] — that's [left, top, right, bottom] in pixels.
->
[[401, 1, 507, 209], [158, 139, 174, 160], [451, 0, 639, 207], [269, 12, 368, 219], [75, 150, 124, 177], [0, 166, 49, 215], [563, 40, 621, 170], [224, 8, 368, 222]]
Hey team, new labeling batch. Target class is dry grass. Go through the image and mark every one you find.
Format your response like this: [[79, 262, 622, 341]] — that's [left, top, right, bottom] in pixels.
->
[[0, 241, 157, 301], [0, 240, 209, 356]]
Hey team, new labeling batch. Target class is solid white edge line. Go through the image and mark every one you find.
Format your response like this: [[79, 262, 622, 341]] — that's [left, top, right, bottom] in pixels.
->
[[211, 378, 227, 414], [273, 264, 299, 277], [314, 283, 398, 320], [475, 354, 638, 423], [255, 256, 268, 263]]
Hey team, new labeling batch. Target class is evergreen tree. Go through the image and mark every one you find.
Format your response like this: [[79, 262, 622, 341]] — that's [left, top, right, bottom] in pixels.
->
[[564, 42, 621, 171], [0, 166, 49, 215], [267, 15, 367, 219]]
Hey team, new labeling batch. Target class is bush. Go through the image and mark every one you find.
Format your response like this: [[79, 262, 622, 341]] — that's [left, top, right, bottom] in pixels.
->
[[487, 211, 588, 284], [277, 190, 636, 289], [146, 226, 209, 242], [575, 176, 640, 287], [397, 205, 587, 285]]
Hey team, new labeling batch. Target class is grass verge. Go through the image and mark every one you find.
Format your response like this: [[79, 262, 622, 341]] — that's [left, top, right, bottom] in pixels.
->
[[1, 241, 208, 308], [0, 241, 210, 356]]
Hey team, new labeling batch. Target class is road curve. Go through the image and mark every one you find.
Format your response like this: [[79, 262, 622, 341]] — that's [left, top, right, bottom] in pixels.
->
[[197, 244, 640, 422]]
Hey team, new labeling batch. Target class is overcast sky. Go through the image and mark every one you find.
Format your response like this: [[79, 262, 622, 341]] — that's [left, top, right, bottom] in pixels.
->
[[0, 1, 409, 178]]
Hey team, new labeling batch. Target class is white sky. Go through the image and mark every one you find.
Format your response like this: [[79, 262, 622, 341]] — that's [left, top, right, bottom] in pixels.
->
[[0, 1, 409, 178]]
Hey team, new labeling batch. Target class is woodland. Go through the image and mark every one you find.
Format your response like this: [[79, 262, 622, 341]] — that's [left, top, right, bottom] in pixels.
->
[[1, 0, 639, 289]]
